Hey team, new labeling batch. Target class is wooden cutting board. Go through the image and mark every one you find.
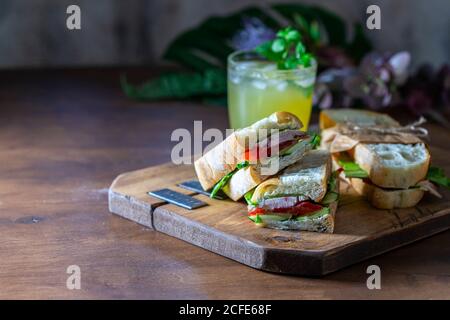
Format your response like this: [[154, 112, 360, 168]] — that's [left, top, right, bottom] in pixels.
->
[[108, 146, 450, 276]]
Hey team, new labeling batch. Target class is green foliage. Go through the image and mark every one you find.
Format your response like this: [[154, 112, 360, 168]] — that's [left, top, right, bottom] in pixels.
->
[[309, 133, 321, 149], [338, 160, 369, 179], [210, 161, 250, 199], [328, 171, 338, 192], [347, 23, 373, 62], [244, 189, 258, 206], [255, 27, 314, 69], [272, 4, 346, 46], [272, 4, 371, 61], [249, 214, 263, 224], [164, 7, 279, 72], [122, 4, 373, 101], [121, 68, 227, 100], [427, 166, 450, 188]]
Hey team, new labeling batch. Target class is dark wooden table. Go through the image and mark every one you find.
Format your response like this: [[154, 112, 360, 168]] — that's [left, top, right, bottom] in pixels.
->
[[1, 68, 449, 299]]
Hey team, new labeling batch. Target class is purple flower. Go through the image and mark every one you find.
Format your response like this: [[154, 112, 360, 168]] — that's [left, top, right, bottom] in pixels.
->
[[389, 51, 411, 85], [231, 17, 276, 51], [314, 51, 411, 110]]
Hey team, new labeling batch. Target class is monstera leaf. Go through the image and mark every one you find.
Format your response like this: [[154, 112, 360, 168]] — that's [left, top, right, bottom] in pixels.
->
[[121, 68, 226, 100], [346, 23, 373, 63], [164, 6, 280, 72], [272, 3, 347, 46]]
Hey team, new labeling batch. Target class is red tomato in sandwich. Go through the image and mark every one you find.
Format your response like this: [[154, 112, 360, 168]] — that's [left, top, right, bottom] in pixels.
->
[[248, 207, 265, 216], [272, 201, 323, 216], [244, 140, 297, 162], [248, 201, 322, 217], [244, 147, 257, 162]]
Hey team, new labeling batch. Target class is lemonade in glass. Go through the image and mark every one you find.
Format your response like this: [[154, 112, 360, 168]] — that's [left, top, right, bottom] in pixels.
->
[[227, 51, 317, 130]]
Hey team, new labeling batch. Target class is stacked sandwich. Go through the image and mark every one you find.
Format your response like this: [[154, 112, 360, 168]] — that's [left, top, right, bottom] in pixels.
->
[[319, 109, 441, 209], [194, 112, 339, 233], [246, 149, 339, 232], [195, 112, 313, 201]]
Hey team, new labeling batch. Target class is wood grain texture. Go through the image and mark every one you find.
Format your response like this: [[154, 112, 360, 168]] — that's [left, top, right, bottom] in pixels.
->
[[1, 68, 450, 299], [109, 163, 195, 228], [109, 147, 450, 275]]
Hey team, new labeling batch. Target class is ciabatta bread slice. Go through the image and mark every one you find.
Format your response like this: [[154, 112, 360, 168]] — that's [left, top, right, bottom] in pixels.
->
[[353, 143, 430, 189], [349, 178, 425, 209], [259, 172, 339, 233], [250, 149, 331, 203], [235, 111, 302, 141], [194, 112, 302, 190], [319, 108, 399, 130], [223, 138, 313, 201]]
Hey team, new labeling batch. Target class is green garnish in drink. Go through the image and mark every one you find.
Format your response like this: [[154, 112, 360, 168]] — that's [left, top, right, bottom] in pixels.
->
[[255, 27, 314, 70]]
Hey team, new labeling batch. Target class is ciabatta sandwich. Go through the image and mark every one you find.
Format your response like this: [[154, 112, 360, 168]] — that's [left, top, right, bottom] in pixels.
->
[[195, 112, 316, 201], [319, 108, 399, 130], [246, 150, 339, 233], [319, 109, 442, 209]]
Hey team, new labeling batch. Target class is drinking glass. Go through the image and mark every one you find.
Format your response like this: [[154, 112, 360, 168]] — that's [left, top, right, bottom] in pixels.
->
[[227, 51, 317, 130]]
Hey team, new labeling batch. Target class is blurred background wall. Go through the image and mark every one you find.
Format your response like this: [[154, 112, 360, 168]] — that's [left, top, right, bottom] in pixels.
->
[[0, 0, 448, 69]]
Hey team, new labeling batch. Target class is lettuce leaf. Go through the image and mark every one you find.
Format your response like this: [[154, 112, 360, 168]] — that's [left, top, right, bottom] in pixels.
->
[[210, 161, 249, 199], [244, 189, 257, 206], [328, 170, 338, 190], [309, 133, 321, 149], [427, 166, 450, 189], [248, 214, 264, 224], [295, 207, 330, 221], [338, 160, 369, 179]]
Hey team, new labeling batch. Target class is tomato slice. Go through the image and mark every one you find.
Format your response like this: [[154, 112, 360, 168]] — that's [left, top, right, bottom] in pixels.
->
[[248, 207, 265, 216], [244, 140, 297, 161], [277, 201, 323, 216], [248, 201, 323, 217]]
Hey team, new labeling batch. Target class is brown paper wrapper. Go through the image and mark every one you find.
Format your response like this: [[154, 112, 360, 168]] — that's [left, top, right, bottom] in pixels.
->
[[322, 124, 425, 153]]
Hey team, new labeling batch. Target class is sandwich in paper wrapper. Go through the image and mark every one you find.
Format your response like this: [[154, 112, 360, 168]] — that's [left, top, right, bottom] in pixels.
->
[[321, 123, 441, 209]]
